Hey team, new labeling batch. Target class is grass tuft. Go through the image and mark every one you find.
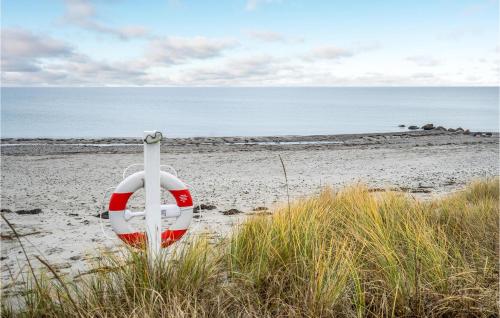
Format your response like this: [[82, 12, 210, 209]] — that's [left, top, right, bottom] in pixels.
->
[[2, 179, 498, 317]]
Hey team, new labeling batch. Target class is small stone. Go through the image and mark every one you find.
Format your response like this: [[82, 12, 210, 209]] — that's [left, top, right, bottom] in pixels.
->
[[69, 255, 81, 261], [222, 209, 243, 215], [15, 208, 42, 215], [398, 124, 405, 128], [421, 123, 434, 130], [253, 206, 268, 211], [193, 204, 217, 213], [82, 220, 90, 225], [0, 209, 12, 213], [408, 125, 419, 130], [94, 211, 109, 219]]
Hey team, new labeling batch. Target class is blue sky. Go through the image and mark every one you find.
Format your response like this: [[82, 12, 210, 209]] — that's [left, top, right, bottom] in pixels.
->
[[2, 0, 498, 86]]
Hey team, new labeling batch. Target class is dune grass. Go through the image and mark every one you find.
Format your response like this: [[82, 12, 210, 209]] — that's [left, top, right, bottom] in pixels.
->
[[2, 179, 498, 317]]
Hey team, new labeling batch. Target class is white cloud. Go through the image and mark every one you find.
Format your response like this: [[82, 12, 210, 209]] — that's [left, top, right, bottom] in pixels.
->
[[2, 53, 148, 86], [406, 56, 441, 67], [245, 30, 304, 43], [178, 55, 286, 84], [247, 30, 286, 42], [462, 0, 498, 16], [1, 28, 73, 72], [0, 28, 148, 85], [62, 0, 149, 40], [145, 36, 238, 65], [304, 46, 354, 61], [437, 27, 482, 41]]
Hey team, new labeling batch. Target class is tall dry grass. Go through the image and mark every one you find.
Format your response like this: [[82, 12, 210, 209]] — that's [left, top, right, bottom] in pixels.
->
[[2, 179, 498, 317]]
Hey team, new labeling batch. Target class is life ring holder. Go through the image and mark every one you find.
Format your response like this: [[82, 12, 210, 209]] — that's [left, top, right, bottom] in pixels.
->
[[108, 170, 193, 248]]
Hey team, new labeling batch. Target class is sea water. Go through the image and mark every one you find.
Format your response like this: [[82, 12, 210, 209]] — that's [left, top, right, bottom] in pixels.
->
[[1, 87, 498, 138]]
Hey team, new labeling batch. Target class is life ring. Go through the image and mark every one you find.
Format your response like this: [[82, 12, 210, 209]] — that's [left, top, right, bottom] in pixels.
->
[[108, 171, 193, 248]]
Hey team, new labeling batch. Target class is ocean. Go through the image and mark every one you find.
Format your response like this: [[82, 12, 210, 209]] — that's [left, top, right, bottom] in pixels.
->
[[1, 87, 498, 138]]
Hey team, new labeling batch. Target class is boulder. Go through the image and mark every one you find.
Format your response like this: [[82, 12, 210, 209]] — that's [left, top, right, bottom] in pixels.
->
[[463, 129, 470, 135], [421, 123, 434, 130], [435, 126, 446, 131], [408, 125, 419, 130], [398, 124, 405, 128], [485, 132, 492, 137], [456, 127, 464, 132], [447, 128, 456, 132]]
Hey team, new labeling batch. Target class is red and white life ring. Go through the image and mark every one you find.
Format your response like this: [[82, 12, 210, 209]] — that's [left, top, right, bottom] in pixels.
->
[[108, 171, 193, 248]]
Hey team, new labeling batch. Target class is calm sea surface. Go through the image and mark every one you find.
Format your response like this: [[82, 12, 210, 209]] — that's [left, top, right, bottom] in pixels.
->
[[1, 87, 498, 138]]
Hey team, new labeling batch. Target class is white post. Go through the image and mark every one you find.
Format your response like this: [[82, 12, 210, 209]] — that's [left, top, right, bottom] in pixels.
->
[[143, 130, 162, 262]]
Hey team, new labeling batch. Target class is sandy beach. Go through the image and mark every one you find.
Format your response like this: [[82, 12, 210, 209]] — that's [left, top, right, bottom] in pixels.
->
[[1, 130, 498, 292]]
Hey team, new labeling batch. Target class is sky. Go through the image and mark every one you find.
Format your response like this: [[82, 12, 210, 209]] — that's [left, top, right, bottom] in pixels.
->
[[1, 0, 499, 86]]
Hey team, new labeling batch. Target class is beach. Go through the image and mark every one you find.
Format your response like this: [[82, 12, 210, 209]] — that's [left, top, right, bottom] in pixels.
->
[[1, 130, 499, 291]]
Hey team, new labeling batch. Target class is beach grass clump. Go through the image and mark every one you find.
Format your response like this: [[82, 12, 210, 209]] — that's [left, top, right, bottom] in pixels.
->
[[2, 179, 498, 317]]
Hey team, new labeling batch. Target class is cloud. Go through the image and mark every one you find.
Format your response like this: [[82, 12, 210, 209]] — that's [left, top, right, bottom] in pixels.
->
[[0, 28, 148, 85], [62, 0, 148, 40], [247, 30, 286, 42], [245, 0, 282, 11], [437, 27, 481, 41], [145, 36, 238, 65], [406, 56, 441, 67], [246, 30, 304, 43], [1, 29, 239, 85], [174, 55, 297, 85], [2, 53, 148, 86], [462, 0, 498, 16], [1, 28, 74, 72], [304, 46, 354, 61]]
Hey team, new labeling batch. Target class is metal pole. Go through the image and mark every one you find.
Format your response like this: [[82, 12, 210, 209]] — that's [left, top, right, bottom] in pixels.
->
[[143, 130, 162, 262]]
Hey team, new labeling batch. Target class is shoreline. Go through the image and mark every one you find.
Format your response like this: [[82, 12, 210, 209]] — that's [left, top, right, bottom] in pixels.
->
[[1, 130, 498, 156], [2, 129, 498, 143]]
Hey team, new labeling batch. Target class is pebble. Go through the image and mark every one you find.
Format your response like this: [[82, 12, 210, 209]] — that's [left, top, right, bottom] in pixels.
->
[[252, 206, 268, 211], [94, 211, 109, 219], [222, 209, 243, 215], [15, 208, 42, 215], [193, 204, 217, 213]]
